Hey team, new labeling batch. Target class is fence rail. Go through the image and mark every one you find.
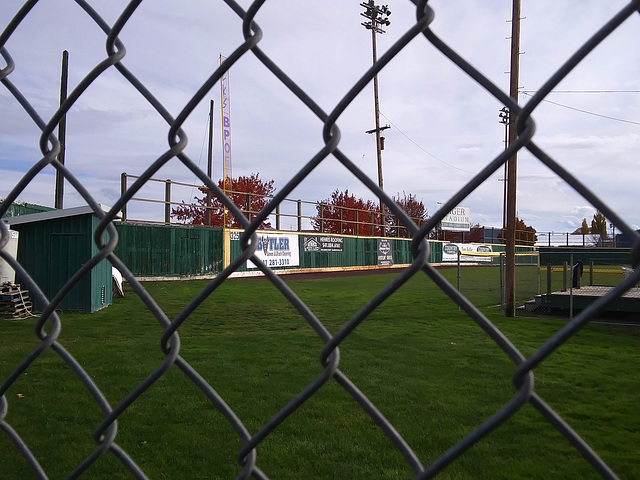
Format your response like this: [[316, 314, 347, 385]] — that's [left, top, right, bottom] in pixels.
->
[[121, 173, 543, 242], [2, 1, 640, 479], [121, 173, 427, 237], [536, 231, 623, 247]]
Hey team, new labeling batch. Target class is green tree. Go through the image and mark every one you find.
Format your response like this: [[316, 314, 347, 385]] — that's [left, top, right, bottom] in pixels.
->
[[580, 218, 590, 234], [591, 211, 608, 238]]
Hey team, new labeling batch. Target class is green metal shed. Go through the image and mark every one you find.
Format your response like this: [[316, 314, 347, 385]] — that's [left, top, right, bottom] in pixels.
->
[[7, 205, 114, 313]]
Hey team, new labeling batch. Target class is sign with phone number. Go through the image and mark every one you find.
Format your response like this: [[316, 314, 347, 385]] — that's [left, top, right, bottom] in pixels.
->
[[246, 233, 300, 269]]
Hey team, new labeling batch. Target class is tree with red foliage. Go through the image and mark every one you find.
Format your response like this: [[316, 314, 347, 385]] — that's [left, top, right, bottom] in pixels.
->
[[387, 191, 428, 238], [441, 223, 484, 243], [465, 224, 485, 243], [312, 189, 380, 235], [171, 173, 275, 228], [498, 217, 537, 245]]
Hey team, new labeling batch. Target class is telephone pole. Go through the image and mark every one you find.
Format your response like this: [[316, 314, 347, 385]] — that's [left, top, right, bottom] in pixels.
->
[[505, 0, 521, 316], [360, 1, 391, 236], [54, 50, 68, 209]]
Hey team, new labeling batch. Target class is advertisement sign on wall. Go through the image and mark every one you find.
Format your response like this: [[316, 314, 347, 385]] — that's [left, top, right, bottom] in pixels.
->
[[303, 236, 344, 253], [247, 233, 300, 269], [441, 206, 471, 232], [377, 238, 394, 266], [441, 243, 494, 262]]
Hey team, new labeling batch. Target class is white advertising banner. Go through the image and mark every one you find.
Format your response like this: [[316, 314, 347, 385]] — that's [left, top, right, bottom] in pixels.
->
[[441, 206, 471, 232], [441, 243, 494, 262], [247, 233, 300, 269]]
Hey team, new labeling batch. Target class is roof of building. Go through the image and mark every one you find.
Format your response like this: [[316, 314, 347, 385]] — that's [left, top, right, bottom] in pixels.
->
[[4, 204, 118, 226]]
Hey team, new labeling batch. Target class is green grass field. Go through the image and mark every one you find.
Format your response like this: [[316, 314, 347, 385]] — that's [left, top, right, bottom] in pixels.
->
[[457, 264, 541, 308], [1, 268, 639, 479]]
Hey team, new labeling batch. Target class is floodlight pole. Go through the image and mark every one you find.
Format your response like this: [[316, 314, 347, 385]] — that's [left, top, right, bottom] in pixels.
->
[[361, 1, 390, 236], [505, 0, 521, 317]]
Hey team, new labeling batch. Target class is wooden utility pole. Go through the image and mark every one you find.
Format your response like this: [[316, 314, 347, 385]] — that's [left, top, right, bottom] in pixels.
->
[[371, 24, 384, 229], [505, 0, 521, 316], [54, 50, 68, 209], [360, 1, 391, 236]]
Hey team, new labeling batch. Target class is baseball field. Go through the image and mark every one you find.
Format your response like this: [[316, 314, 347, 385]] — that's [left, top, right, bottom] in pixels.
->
[[1, 267, 638, 479]]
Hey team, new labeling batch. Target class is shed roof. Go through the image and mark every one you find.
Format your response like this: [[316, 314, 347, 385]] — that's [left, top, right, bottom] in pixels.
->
[[4, 204, 118, 226]]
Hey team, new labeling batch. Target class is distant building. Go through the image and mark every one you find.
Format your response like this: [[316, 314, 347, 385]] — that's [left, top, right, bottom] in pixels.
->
[[616, 229, 640, 248], [482, 227, 504, 244]]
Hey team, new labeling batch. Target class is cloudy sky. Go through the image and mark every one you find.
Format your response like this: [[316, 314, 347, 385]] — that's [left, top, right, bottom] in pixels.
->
[[1, 1, 639, 236]]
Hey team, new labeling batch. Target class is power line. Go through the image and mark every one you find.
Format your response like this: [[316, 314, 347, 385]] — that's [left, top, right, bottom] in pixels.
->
[[341, 153, 368, 192], [521, 89, 640, 94], [379, 112, 477, 174], [522, 92, 640, 126]]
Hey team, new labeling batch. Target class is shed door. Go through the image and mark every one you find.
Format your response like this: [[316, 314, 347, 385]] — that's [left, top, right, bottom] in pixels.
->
[[49, 233, 88, 311]]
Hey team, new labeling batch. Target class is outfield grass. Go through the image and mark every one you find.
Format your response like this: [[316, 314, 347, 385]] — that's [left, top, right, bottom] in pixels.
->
[[456, 264, 541, 308], [1, 269, 639, 479]]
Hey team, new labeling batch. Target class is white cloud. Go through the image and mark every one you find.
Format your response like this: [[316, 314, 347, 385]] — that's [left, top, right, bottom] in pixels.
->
[[2, 0, 639, 236]]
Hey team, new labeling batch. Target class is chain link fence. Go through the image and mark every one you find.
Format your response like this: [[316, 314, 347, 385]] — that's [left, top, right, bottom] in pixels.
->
[[2, 1, 640, 479], [529, 257, 639, 318]]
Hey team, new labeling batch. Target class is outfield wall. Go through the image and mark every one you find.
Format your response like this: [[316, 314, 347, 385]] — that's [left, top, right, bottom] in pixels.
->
[[0, 199, 54, 218], [113, 224, 539, 279], [114, 223, 224, 278], [226, 229, 441, 274], [538, 246, 632, 266]]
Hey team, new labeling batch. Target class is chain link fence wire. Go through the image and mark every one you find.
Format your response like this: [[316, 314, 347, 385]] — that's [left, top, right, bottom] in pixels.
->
[[2, 1, 640, 478]]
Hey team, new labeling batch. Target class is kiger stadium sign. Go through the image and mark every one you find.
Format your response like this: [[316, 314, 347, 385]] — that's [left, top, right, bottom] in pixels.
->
[[440, 206, 471, 232], [247, 233, 300, 269]]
